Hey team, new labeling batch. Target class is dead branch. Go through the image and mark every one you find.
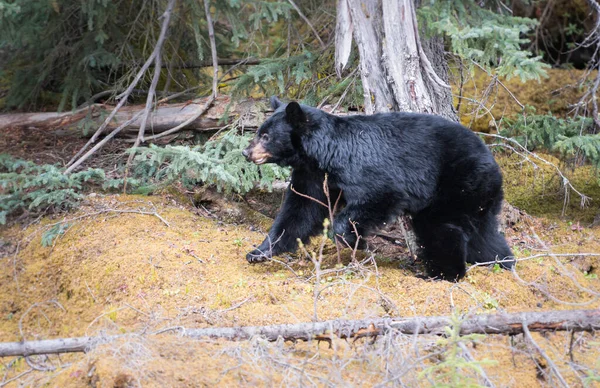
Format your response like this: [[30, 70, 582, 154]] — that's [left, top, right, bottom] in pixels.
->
[[130, 0, 176, 151], [141, 57, 262, 68], [0, 105, 102, 130], [1, 309, 598, 357], [0, 97, 354, 138], [204, 0, 219, 99]]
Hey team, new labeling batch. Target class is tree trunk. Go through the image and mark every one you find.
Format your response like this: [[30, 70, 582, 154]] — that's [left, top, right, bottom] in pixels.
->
[[335, 0, 457, 121], [1, 309, 598, 357], [346, 0, 395, 113]]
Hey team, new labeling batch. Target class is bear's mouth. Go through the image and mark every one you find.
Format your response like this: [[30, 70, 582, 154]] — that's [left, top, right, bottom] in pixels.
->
[[254, 157, 267, 165]]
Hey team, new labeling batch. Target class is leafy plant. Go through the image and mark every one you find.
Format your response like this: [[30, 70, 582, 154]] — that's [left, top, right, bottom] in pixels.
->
[[492, 263, 502, 274], [419, 1, 549, 82], [420, 313, 497, 387], [500, 111, 600, 177], [0, 154, 104, 223], [132, 130, 290, 194], [42, 222, 71, 247]]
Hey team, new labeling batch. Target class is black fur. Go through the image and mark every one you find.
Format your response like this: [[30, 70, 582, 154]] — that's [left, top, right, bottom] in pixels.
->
[[243, 97, 514, 280]]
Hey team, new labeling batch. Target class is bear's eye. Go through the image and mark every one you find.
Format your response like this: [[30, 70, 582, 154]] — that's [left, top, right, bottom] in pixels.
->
[[261, 133, 270, 142]]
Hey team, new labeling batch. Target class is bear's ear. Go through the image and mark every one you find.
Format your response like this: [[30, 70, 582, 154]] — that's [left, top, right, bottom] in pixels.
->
[[270, 96, 282, 110], [285, 101, 307, 124]]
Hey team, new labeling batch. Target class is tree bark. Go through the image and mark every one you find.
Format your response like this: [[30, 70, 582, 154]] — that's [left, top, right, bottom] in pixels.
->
[[1, 309, 598, 357], [335, 0, 457, 121]]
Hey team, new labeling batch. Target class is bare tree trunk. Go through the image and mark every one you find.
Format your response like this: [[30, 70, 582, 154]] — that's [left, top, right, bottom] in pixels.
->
[[1, 309, 598, 357], [345, 0, 395, 113], [335, 0, 457, 121], [420, 36, 457, 121]]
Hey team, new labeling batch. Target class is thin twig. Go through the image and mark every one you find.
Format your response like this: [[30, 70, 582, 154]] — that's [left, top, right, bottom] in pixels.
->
[[289, 185, 328, 208], [467, 253, 600, 272], [458, 342, 496, 388], [0, 369, 33, 388], [470, 60, 525, 110], [85, 280, 98, 303]]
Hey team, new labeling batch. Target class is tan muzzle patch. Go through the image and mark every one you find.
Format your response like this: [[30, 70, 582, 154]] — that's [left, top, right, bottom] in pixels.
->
[[246, 142, 272, 165]]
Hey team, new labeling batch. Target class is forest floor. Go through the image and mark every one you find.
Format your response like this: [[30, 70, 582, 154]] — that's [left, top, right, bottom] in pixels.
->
[[1, 165, 599, 387], [1, 68, 600, 387]]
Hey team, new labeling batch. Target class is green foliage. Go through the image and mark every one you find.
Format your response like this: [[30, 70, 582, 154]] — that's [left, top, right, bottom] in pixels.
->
[[420, 313, 497, 387], [500, 111, 600, 173], [492, 263, 502, 274], [0, 0, 123, 110], [419, 0, 549, 82], [0, 130, 288, 223], [0, 0, 319, 110], [0, 155, 105, 223], [132, 131, 290, 194], [232, 53, 316, 98]]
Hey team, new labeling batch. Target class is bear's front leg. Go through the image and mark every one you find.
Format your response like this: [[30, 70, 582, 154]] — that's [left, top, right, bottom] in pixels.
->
[[246, 168, 337, 263]]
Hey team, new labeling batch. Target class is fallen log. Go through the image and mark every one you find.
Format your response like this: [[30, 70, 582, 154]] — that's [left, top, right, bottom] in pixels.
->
[[1, 309, 598, 357], [0, 96, 269, 138]]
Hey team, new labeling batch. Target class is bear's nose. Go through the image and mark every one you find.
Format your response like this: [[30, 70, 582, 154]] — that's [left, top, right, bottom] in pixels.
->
[[242, 148, 250, 160]]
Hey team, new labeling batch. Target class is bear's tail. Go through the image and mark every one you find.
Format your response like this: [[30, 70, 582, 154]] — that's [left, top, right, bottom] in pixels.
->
[[467, 214, 514, 269]]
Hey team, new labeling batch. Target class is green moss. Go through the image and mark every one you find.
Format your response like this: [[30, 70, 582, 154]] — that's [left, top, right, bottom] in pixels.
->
[[498, 152, 600, 222], [454, 68, 590, 132]]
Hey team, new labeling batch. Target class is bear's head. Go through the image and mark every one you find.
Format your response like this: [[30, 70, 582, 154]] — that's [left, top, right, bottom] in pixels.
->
[[242, 96, 314, 167]]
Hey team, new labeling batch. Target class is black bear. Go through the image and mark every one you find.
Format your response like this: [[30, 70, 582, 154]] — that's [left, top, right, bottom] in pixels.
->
[[242, 97, 514, 280]]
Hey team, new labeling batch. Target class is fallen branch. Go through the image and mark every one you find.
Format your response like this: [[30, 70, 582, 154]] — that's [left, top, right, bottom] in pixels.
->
[[1, 309, 598, 357], [0, 97, 354, 138], [0, 105, 102, 130], [1, 97, 265, 136]]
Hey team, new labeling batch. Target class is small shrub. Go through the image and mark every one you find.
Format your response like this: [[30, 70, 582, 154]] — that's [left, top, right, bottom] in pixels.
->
[[132, 131, 290, 194], [0, 155, 104, 223]]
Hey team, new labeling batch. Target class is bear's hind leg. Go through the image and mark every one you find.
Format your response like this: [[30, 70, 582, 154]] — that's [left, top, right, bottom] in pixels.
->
[[412, 217, 469, 281]]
